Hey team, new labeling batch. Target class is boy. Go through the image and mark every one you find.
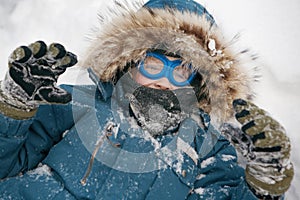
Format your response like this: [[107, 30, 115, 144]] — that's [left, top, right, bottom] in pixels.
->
[[0, 0, 293, 199]]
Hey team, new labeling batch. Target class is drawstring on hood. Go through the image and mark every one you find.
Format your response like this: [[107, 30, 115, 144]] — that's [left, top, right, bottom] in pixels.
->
[[82, 0, 258, 126]]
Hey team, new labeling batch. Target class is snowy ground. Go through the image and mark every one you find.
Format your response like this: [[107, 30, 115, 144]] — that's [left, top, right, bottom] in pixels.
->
[[0, 0, 299, 199]]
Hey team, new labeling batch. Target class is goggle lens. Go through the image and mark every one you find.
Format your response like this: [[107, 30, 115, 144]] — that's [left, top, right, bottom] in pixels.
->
[[173, 64, 194, 83], [143, 56, 164, 75], [139, 52, 196, 86]]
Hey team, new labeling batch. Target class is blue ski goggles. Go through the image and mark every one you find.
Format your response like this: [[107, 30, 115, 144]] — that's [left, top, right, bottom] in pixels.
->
[[138, 52, 196, 87]]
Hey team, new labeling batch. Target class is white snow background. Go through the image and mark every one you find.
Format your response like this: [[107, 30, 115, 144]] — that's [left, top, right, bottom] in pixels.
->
[[0, 0, 299, 199]]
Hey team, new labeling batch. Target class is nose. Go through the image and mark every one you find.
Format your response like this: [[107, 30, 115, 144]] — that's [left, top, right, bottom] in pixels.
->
[[152, 77, 175, 90]]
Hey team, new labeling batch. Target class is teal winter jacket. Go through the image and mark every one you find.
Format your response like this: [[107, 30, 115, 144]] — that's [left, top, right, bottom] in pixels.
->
[[0, 80, 258, 199]]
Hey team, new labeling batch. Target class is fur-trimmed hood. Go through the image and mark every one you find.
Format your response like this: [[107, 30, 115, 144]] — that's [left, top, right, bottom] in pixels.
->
[[82, 0, 257, 126]]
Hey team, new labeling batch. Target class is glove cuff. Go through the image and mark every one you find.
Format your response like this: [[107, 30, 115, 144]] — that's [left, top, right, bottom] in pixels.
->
[[2, 72, 38, 104], [0, 80, 37, 120], [245, 162, 294, 198], [247, 181, 282, 200], [246, 181, 284, 200]]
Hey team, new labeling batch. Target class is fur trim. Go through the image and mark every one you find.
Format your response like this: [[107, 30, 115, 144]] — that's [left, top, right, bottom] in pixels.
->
[[81, 1, 258, 126]]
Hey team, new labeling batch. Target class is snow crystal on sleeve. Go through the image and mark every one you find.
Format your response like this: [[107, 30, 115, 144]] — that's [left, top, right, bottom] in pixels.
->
[[27, 163, 52, 177], [196, 174, 206, 180], [200, 157, 216, 168], [194, 187, 205, 195], [221, 154, 236, 162]]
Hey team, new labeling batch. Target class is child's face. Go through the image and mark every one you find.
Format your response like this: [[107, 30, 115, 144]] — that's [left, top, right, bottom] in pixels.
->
[[133, 54, 194, 90]]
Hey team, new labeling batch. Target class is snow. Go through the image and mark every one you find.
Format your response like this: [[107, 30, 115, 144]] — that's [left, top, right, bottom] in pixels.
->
[[0, 0, 299, 199], [196, 173, 206, 180], [201, 157, 216, 169], [27, 163, 52, 178], [194, 187, 205, 195], [221, 154, 236, 162]]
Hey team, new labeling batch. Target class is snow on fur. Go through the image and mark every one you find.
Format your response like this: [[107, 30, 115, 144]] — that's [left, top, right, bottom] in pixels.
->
[[81, 0, 259, 126]]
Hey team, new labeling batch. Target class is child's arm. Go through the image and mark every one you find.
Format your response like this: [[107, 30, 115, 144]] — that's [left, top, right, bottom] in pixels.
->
[[0, 102, 74, 179], [0, 41, 77, 179], [187, 131, 259, 199]]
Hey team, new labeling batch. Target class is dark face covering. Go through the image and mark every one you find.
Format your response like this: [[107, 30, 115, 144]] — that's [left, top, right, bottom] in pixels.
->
[[111, 69, 200, 137], [128, 85, 185, 136]]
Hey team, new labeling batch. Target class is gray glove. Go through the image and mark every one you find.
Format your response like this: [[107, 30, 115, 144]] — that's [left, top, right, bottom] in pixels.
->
[[221, 99, 294, 198], [1, 41, 77, 109]]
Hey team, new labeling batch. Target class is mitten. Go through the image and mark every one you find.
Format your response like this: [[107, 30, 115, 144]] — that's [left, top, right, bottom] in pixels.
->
[[221, 99, 294, 199], [0, 41, 77, 110]]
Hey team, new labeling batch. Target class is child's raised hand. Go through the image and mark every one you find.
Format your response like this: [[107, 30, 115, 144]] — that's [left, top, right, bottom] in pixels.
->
[[222, 99, 294, 198], [2, 41, 77, 107]]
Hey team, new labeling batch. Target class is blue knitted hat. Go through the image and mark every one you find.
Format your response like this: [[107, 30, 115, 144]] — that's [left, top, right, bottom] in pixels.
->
[[143, 0, 215, 24]]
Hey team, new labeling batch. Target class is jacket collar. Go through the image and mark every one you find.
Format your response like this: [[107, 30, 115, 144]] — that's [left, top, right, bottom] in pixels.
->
[[88, 68, 113, 101]]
